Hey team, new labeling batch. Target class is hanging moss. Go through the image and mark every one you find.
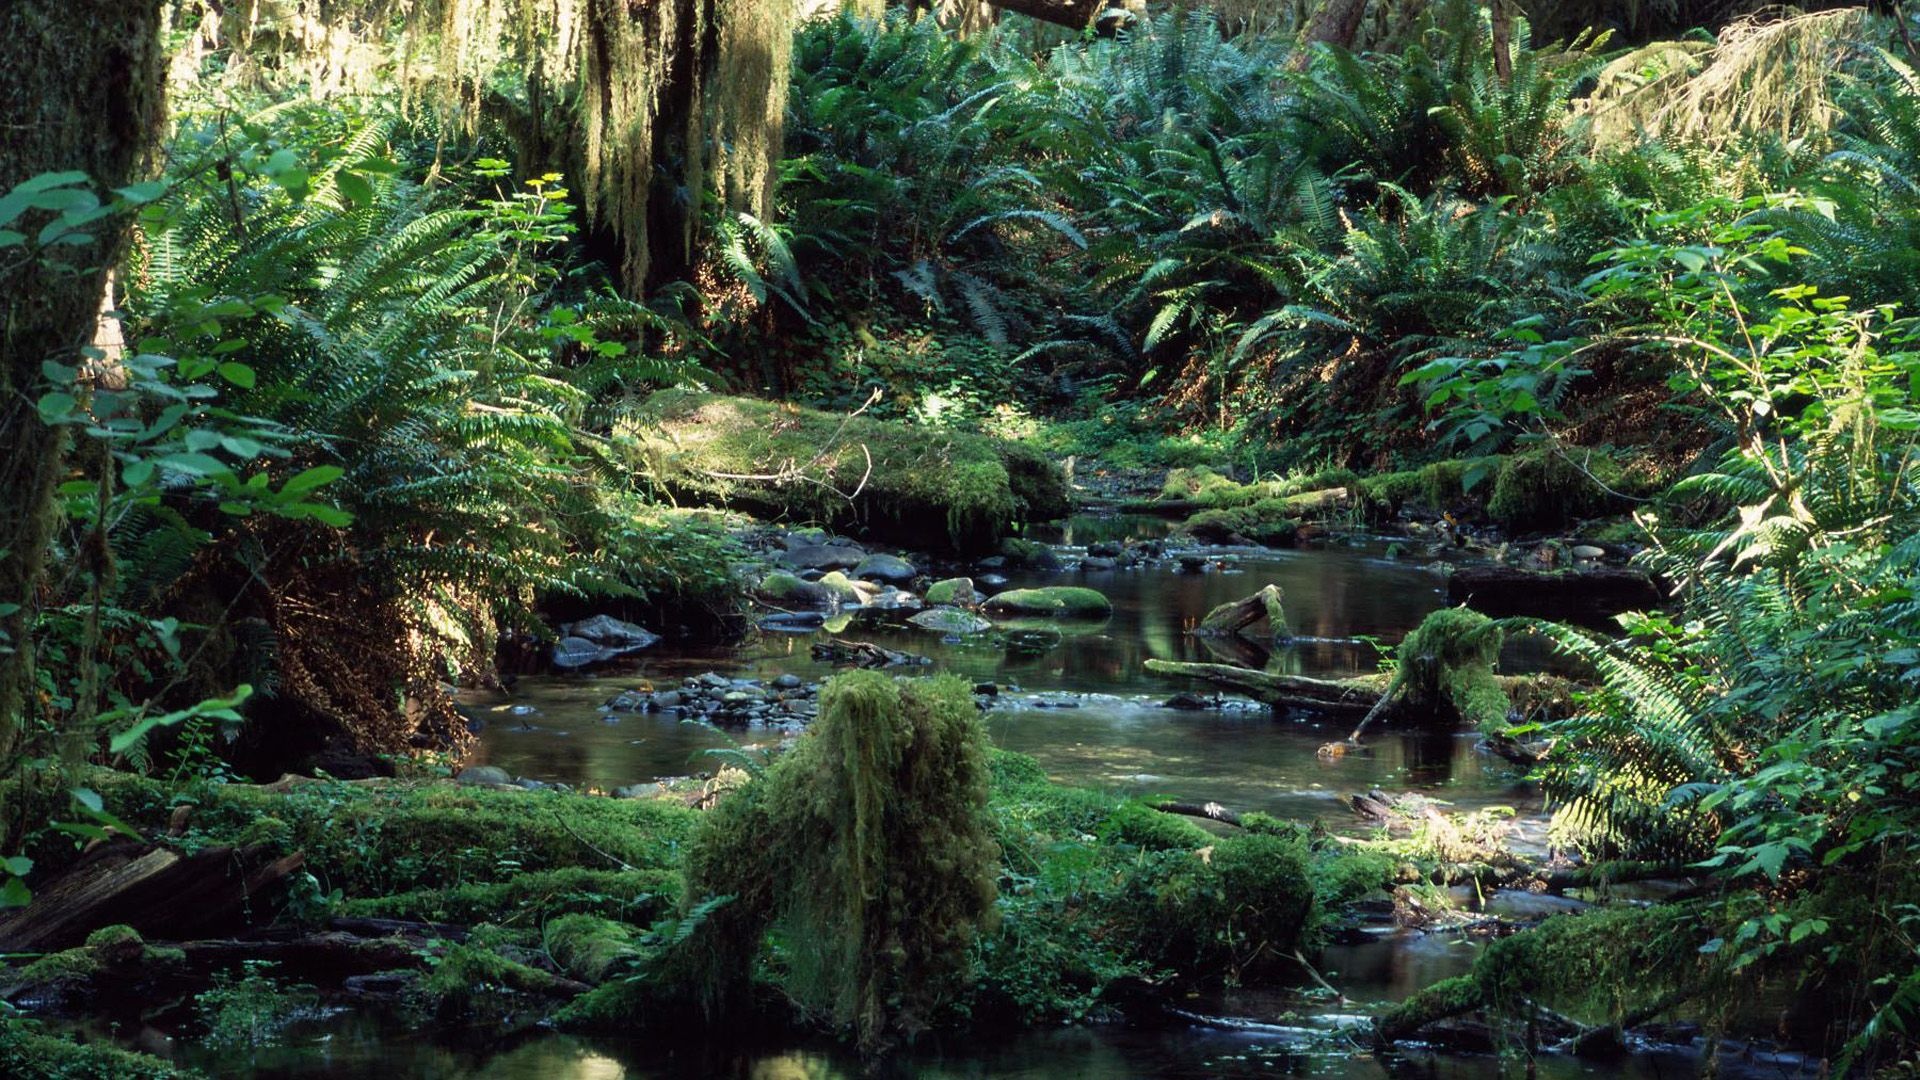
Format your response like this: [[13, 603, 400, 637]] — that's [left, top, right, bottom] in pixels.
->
[[671, 672, 1000, 1056], [211, 0, 792, 295]]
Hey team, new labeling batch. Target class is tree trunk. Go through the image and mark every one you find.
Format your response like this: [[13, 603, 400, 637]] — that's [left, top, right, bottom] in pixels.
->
[[1293, 0, 1370, 65], [0, 2, 166, 762], [989, 0, 1145, 31]]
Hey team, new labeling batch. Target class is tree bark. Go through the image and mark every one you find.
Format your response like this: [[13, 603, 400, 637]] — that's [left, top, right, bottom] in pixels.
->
[[0, 2, 166, 761], [1292, 0, 1370, 66], [987, 0, 1145, 31]]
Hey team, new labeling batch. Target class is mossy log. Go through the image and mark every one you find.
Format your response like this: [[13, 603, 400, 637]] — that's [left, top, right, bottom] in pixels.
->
[[629, 390, 1067, 552], [1145, 659, 1568, 728]]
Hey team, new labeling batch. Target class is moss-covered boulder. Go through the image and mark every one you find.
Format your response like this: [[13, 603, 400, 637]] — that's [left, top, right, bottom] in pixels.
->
[[982, 587, 1112, 619], [1179, 500, 1300, 547], [924, 577, 978, 606], [757, 571, 834, 606], [1487, 449, 1630, 533], [628, 391, 1066, 552]]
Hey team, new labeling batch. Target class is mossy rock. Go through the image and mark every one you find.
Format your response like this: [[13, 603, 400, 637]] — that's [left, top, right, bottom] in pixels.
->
[[1179, 501, 1299, 547], [544, 915, 645, 983], [923, 577, 977, 606], [628, 391, 1065, 553], [982, 587, 1112, 619], [999, 442, 1072, 522], [757, 571, 833, 606], [1487, 450, 1629, 533]]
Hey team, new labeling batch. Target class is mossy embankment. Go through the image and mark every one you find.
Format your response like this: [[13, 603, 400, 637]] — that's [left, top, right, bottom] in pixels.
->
[[628, 391, 1070, 552], [1135, 449, 1659, 540]]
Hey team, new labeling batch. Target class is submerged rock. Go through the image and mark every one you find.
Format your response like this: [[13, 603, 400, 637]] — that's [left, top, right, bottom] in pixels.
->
[[983, 586, 1113, 619], [908, 608, 993, 635]]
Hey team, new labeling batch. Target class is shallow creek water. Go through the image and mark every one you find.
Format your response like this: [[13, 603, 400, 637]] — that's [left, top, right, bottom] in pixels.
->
[[190, 523, 1797, 1078]]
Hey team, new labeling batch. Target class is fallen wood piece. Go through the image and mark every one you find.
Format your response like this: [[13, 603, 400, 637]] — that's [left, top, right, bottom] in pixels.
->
[[328, 916, 468, 942], [1448, 565, 1664, 619], [0, 842, 305, 951], [1149, 801, 1245, 828], [1198, 584, 1291, 640], [810, 638, 929, 669]]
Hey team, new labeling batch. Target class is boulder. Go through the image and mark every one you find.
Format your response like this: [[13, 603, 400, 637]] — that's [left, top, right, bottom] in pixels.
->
[[780, 544, 865, 572], [852, 553, 917, 585], [983, 586, 1113, 619], [757, 571, 836, 606], [456, 765, 513, 786], [924, 577, 978, 606], [562, 615, 660, 649]]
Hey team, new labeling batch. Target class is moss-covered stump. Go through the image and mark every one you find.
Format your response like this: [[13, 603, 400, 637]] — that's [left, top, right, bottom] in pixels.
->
[[661, 672, 1000, 1056], [628, 390, 1067, 552], [982, 587, 1112, 619]]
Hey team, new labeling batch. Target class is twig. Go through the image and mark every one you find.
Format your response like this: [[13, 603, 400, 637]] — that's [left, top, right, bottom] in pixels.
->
[[552, 809, 634, 871], [1293, 949, 1350, 1006]]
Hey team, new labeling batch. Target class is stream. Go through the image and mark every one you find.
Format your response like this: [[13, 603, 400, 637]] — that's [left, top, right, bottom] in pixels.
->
[[191, 520, 1808, 1077]]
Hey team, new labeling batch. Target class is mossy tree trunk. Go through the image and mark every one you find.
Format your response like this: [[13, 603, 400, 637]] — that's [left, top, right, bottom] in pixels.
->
[[0, 2, 166, 761]]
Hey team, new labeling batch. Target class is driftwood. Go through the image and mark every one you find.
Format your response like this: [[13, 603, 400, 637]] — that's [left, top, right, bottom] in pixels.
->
[[810, 638, 929, 668], [0, 841, 305, 951], [1143, 660, 1386, 716], [1197, 584, 1290, 640], [1449, 565, 1664, 619]]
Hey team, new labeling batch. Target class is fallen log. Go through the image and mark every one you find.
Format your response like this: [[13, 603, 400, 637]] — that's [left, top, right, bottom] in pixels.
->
[[1143, 660, 1386, 716], [810, 638, 930, 668], [0, 842, 304, 951], [1198, 584, 1291, 640], [1448, 565, 1664, 619]]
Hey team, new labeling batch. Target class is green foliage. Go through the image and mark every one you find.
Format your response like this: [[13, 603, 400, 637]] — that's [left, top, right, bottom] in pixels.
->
[[0, 1020, 197, 1080], [194, 960, 317, 1049], [630, 390, 1060, 551]]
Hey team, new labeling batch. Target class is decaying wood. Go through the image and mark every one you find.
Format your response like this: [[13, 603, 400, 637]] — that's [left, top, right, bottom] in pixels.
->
[[810, 638, 929, 668], [1198, 584, 1290, 640], [0, 842, 305, 951]]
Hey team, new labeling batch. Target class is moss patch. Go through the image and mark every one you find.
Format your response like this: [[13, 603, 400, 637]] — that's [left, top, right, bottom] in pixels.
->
[[0, 1023, 198, 1079], [923, 577, 977, 606], [338, 868, 678, 926], [629, 391, 1063, 552]]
